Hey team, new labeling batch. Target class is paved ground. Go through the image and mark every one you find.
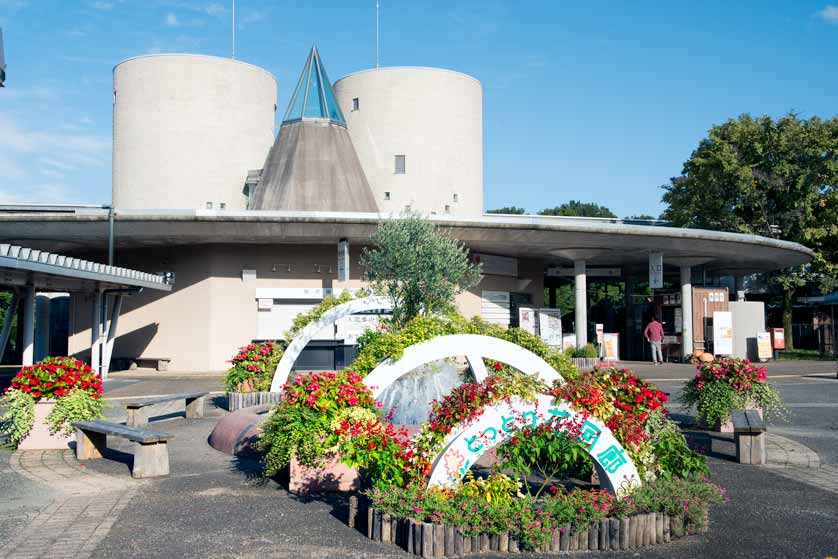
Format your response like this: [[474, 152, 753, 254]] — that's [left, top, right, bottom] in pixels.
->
[[0, 364, 836, 558]]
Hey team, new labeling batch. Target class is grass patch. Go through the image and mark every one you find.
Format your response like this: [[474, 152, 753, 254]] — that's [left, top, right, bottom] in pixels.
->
[[776, 349, 837, 361]]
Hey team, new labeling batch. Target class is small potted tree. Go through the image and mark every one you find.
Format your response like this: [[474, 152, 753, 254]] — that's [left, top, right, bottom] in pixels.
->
[[0, 356, 105, 449]]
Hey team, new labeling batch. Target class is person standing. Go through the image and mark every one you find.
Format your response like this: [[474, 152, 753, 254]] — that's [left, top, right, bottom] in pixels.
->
[[644, 317, 664, 365]]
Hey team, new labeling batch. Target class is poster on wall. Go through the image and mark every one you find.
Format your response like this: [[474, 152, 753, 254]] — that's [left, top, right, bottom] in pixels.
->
[[595, 323, 604, 345], [562, 334, 577, 352], [757, 331, 772, 361], [337, 239, 350, 282], [603, 333, 620, 361], [538, 309, 562, 346], [674, 307, 683, 333], [713, 311, 734, 355], [518, 307, 537, 335], [649, 252, 664, 289]]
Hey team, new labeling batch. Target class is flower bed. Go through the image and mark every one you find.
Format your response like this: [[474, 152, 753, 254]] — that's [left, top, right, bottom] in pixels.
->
[[357, 474, 724, 556], [0, 357, 104, 449], [224, 341, 283, 410], [680, 358, 785, 432]]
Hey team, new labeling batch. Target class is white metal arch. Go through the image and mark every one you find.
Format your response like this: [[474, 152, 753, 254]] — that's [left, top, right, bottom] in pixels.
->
[[269, 295, 393, 392], [363, 334, 565, 398], [427, 394, 641, 497]]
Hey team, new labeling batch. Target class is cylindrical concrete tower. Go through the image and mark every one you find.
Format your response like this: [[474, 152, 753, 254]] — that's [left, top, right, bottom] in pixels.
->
[[112, 54, 277, 210], [333, 67, 483, 217]]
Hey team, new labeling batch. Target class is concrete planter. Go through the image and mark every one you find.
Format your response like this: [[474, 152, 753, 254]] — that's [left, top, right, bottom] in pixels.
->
[[571, 357, 601, 371], [226, 390, 283, 412], [289, 451, 359, 494], [17, 399, 73, 450]]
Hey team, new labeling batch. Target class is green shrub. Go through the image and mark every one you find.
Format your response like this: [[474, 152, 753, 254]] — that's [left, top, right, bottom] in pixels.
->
[[46, 388, 106, 436], [0, 389, 35, 445], [256, 370, 378, 476]]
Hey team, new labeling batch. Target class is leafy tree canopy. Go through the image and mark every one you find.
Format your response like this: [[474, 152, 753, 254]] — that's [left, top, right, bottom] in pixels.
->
[[361, 213, 482, 326], [487, 206, 526, 214], [661, 113, 838, 292], [660, 113, 838, 348], [538, 201, 617, 218], [625, 214, 658, 221]]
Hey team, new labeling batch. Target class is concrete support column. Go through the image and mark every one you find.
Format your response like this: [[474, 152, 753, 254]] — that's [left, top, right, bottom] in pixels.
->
[[0, 291, 18, 363], [21, 287, 35, 366], [681, 266, 693, 361], [574, 260, 588, 347], [91, 289, 102, 377]]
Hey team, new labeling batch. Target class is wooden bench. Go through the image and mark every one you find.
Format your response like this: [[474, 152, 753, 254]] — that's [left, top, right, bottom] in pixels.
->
[[123, 391, 208, 427], [72, 420, 174, 478], [732, 409, 767, 465]]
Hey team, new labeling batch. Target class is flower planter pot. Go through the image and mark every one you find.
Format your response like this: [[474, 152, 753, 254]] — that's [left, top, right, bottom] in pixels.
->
[[17, 399, 73, 450], [289, 452, 360, 494], [226, 390, 283, 412]]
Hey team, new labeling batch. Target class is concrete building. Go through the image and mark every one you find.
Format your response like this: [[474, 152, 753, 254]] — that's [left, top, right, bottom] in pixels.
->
[[334, 67, 483, 216], [113, 54, 277, 211], [0, 50, 814, 372]]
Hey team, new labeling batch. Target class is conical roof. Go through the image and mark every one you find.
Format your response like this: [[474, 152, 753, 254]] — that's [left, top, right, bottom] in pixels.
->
[[250, 48, 378, 213], [282, 46, 346, 126]]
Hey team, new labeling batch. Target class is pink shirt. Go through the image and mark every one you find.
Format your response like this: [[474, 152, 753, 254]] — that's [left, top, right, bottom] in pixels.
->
[[644, 321, 664, 342]]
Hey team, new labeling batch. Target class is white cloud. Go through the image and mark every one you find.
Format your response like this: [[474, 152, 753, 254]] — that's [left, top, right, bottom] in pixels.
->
[[92, 1, 114, 9], [238, 9, 266, 29], [818, 5, 838, 22], [0, 112, 110, 203], [164, 12, 180, 26]]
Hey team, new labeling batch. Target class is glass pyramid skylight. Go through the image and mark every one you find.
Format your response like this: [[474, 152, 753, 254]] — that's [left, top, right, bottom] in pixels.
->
[[282, 46, 346, 126]]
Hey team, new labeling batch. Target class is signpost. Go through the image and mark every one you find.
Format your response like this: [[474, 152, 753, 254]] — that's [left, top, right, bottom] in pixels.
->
[[649, 252, 663, 289], [713, 311, 733, 355], [518, 307, 537, 335], [538, 309, 562, 346], [757, 331, 772, 361], [603, 333, 619, 361]]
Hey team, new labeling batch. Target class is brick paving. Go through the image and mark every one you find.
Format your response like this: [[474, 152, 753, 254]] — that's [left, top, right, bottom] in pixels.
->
[[763, 433, 838, 494], [0, 450, 140, 559]]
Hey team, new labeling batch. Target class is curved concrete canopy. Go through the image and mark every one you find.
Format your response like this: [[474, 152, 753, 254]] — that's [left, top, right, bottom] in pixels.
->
[[0, 210, 814, 275]]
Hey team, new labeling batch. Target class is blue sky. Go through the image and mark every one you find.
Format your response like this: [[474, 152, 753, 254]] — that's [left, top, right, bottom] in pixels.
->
[[1, 1, 836, 217]]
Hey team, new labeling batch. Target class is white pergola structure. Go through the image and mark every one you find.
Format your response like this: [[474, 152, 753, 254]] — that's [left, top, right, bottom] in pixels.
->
[[0, 244, 172, 378]]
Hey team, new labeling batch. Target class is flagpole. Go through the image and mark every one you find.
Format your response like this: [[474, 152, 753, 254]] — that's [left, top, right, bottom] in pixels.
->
[[232, 0, 236, 59], [376, 0, 380, 68]]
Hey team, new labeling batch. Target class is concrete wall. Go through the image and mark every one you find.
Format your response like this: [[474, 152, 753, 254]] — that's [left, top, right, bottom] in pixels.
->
[[68, 244, 368, 371], [112, 54, 277, 211], [334, 67, 483, 217], [730, 301, 766, 361], [67, 245, 544, 372]]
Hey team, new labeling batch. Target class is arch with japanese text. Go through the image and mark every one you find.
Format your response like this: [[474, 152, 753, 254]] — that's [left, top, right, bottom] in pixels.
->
[[427, 394, 641, 497]]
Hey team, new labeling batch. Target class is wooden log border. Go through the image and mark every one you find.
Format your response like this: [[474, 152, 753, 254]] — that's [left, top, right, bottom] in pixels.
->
[[357, 503, 711, 557], [226, 391, 283, 412]]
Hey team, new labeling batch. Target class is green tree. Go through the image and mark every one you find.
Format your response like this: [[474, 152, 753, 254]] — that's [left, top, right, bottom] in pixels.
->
[[539, 201, 617, 218], [661, 113, 838, 348], [361, 213, 482, 326], [486, 206, 526, 214], [625, 214, 658, 221]]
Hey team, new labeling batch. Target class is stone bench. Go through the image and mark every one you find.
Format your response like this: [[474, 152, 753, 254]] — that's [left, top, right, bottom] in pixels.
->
[[117, 357, 171, 371], [732, 409, 767, 465], [72, 420, 174, 478], [123, 391, 208, 427]]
